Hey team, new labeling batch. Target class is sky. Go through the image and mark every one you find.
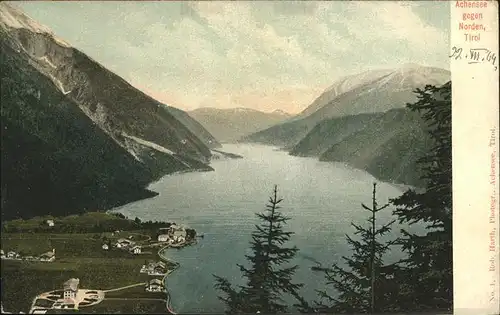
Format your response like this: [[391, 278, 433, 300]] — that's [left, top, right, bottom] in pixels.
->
[[13, 1, 450, 114]]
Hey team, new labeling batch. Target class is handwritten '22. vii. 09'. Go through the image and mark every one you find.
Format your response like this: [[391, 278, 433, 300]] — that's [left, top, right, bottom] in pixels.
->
[[450, 46, 498, 71]]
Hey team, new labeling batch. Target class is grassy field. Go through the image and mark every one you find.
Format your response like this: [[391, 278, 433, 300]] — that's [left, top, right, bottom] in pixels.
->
[[1, 231, 170, 313], [1, 231, 156, 259], [1, 211, 176, 237], [42, 298, 167, 314], [77, 298, 167, 314], [1, 212, 139, 233]]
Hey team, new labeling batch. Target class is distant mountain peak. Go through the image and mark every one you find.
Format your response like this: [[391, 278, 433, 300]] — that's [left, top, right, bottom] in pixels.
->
[[189, 107, 292, 142]]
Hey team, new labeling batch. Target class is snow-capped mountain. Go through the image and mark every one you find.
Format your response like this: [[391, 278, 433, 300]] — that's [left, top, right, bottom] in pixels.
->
[[244, 64, 450, 147], [298, 64, 450, 119], [298, 68, 395, 118]]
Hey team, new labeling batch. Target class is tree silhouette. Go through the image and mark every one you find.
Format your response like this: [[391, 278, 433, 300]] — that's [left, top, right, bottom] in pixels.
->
[[213, 185, 305, 314], [314, 182, 397, 314], [390, 82, 452, 311]]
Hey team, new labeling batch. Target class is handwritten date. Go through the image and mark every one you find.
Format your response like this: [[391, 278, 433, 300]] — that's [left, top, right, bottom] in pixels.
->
[[449, 46, 498, 71]]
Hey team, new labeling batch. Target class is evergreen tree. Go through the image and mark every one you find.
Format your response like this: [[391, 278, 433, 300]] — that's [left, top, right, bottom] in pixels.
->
[[214, 185, 305, 314], [390, 82, 452, 311], [314, 182, 397, 314]]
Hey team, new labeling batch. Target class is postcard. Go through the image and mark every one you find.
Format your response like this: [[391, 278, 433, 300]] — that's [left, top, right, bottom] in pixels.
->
[[0, 1, 498, 314]]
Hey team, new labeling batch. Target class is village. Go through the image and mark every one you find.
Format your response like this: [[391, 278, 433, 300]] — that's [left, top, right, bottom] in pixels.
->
[[2, 219, 195, 261], [104, 222, 194, 255], [1, 216, 195, 314]]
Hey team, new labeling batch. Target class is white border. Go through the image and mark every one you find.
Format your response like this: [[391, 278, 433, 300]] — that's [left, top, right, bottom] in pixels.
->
[[452, 1, 499, 314]]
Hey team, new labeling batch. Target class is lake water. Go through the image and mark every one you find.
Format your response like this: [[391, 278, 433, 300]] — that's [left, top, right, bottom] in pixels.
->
[[112, 143, 414, 313]]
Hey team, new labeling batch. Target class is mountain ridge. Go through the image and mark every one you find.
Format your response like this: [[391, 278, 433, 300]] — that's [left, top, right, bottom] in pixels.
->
[[0, 2, 218, 220], [242, 64, 450, 148], [290, 108, 433, 187], [189, 106, 292, 143]]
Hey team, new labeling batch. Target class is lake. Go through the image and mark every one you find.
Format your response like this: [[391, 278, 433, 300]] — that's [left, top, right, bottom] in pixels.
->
[[112, 143, 413, 313]]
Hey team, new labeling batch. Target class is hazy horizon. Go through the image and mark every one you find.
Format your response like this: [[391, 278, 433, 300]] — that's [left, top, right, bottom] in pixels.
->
[[12, 1, 450, 114]]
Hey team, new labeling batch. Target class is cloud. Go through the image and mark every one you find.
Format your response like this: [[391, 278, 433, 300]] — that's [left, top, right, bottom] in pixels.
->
[[345, 1, 449, 64], [15, 1, 450, 113]]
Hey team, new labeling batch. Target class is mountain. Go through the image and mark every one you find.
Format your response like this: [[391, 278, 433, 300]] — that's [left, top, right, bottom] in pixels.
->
[[289, 112, 386, 157], [0, 3, 215, 220], [296, 68, 394, 119], [243, 64, 450, 148], [291, 108, 433, 187], [166, 106, 222, 149], [188, 107, 292, 143]]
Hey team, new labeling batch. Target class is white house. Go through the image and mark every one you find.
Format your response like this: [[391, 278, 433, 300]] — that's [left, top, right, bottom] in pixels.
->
[[32, 310, 48, 314], [157, 234, 169, 242], [63, 278, 80, 300], [7, 251, 16, 259], [155, 261, 167, 269], [39, 249, 55, 262], [130, 246, 141, 254], [46, 220, 54, 227], [116, 238, 134, 248], [0, 249, 4, 258], [173, 230, 187, 239], [102, 244, 109, 250], [140, 265, 149, 274], [150, 265, 168, 275], [145, 279, 164, 292]]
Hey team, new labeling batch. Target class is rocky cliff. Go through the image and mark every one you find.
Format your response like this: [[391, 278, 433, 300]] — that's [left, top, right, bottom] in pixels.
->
[[0, 3, 214, 220]]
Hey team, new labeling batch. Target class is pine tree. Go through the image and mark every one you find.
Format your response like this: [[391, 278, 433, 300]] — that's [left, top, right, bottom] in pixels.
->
[[390, 82, 452, 311], [213, 185, 305, 314], [314, 182, 397, 314]]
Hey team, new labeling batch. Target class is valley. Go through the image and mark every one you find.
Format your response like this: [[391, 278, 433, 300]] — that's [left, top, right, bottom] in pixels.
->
[[1, 2, 454, 314], [188, 107, 291, 143], [243, 67, 450, 187], [0, 2, 451, 221]]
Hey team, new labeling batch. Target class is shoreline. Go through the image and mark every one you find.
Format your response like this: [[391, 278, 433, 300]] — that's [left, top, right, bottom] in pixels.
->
[[156, 238, 197, 314], [148, 167, 214, 186]]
